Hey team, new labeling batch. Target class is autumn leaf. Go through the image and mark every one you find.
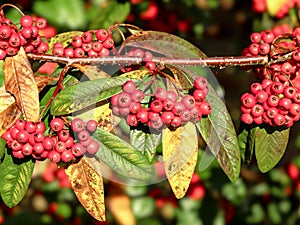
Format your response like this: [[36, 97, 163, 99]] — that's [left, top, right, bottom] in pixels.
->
[[65, 156, 105, 221], [72, 63, 110, 80], [4, 47, 39, 122], [162, 122, 198, 199]]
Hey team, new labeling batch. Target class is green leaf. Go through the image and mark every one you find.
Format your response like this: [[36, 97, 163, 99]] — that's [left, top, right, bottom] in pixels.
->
[[197, 85, 241, 182], [50, 77, 136, 115], [130, 129, 161, 162], [93, 128, 154, 182], [88, 1, 130, 30], [238, 124, 256, 164], [255, 126, 289, 173], [0, 153, 35, 207], [33, 0, 87, 30]]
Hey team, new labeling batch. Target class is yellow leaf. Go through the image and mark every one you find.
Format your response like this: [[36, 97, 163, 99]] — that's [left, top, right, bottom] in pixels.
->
[[119, 69, 149, 79], [266, 0, 289, 16], [65, 156, 106, 221], [162, 122, 198, 199], [4, 47, 39, 122], [72, 63, 110, 80]]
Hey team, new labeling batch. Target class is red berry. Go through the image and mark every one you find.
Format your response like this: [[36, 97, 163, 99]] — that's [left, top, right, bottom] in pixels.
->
[[12, 150, 25, 159], [48, 150, 61, 163], [86, 140, 100, 155], [0, 25, 12, 39], [255, 90, 268, 103], [96, 29, 108, 41], [20, 15, 33, 27], [172, 102, 185, 116], [286, 163, 299, 181], [131, 89, 145, 102], [145, 62, 156, 71], [25, 122, 37, 133], [10, 127, 20, 139], [241, 93, 256, 108], [22, 143, 33, 155], [126, 114, 139, 126], [154, 87, 167, 101], [266, 107, 278, 119], [36, 17, 48, 29], [251, 104, 264, 117], [61, 150, 74, 162], [42, 137, 55, 150], [58, 130, 70, 142], [279, 98, 292, 110], [166, 91, 178, 102], [194, 76, 208, 90], [71, 118, 85, 133], [181, 95, 196, 110], [130, 102, 142, 114], [271, 82, 284, 95], [33, 143, 44, 154], [290, 103, 300, 115], [71, 143, 86, 157], [283, 86, 296, 99], [77, 129, 90, 142], [11, 140, 23, 151], [92, 41, 103, 52], [193, 89, 206, 102], [161, 111, 174, 125], [65, 136, 75, 149], [250, 32, 261, 43], [267, 95, 280, 107], [64, 47, 74, 58], [86, 120, 98, 133], [198, 101, 212, 115], [81, 31, 93, 43], [16, 129, 29, 144], [55, 141, 66, 153], [117, 92, 132, 108], [0, 49, 6, 60], [50, 118, 65, 132], [15, 119, 26, 130], [261, 30, 275, 43], [136, 109, 149, 124], [8, 33, 21, 47], [36, 121, 46, 133], [273, 114, 285, 126], [241, 113, 253, 124], [163, 98, 175, 111], [122, 80, 136, 94], [258, 43, 270, 55], [180, 110, 191, 123], [72, 35, 83, 48], [170, 116, 182, 128], [102, 37, 114, 49], [150, 99, 163, 113]]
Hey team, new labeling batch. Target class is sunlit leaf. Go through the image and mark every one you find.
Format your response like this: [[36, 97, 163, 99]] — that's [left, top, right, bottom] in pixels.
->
[[93, 128, 154, 181], [0, 138, 6, 161], [0, 153, 35, 207], [119, 69, 149, 79], [162, 122, 198, 199], [255, 126, 289, 173], [4, 48, 39, 122], [65, 156, 105, 221]]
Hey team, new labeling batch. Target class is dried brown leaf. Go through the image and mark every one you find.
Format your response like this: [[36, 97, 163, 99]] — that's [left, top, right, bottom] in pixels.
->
[[35, 75, 55, 91], [65, 156, 106, 221], [4, 47, 39, 122]]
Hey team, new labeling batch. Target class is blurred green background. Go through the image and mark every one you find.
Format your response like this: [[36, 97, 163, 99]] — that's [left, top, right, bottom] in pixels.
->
[[0, 0, 299, 224]]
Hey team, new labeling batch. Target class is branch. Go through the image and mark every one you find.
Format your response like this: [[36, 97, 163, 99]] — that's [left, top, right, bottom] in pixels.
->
[[27, 54, 269, 68]]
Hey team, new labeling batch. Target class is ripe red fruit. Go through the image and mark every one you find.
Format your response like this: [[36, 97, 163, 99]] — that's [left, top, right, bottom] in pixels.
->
[[86, 140, 100, 155], [36, 17, 48, 29], [130, 102, 142, 114], [278, 98, 292, 110], [170, 116, 182, 128], [188, 185, 206, 200], [181, 95, 196, 110], [145, 62, 156, 71], [273, 114, 285, 126], [48, 150, 61, 163], [136, 109, 149, 124], [81, 31, 93, 43], [286, 163, 299, 181], [241, 113, 253, 124], [42, 137, 55, 150], [71, 118, 85, 133], [96, 29, 108, 41], [102, 37, 114, 49], [34, 132, 45, 143], [12, 150, 25, 159], [255, 90, 268, 103], [58, 130, 70, 142], [16, 130, 30, 143], [193, 89, 206, 102], [150, 99, 163, 113], [271, 82, 284, 95], [163, 98, 174, 111], [166, 91, 178, 102], [25, 122, 37, 133], [251, 104, 264, 117], [77, 129, 90, 142], [86, 120, 98, 133], [283, 86, 296, 99], [11, 140, 23, 151], [126, 114, 139, 126], [55, 141, 67, 153], [36, 121, 46, 133], [194, 76, 208, 90], [15, 119, 26, 130], [154, 87, 167, 101], [33, 143, 44, 155], [20, 15, 33, 27], [10, 127, 20, 139], [198, 101, 212, 115], [117, 92, 132, 108], [131, 89, 145, 102], [50, 118, 65, 132], [161, 111, 174, 125], [22, 143, 33, 155], [64, 136, 75, 149], [172, 102, 185, 116], [241, 93, 256, 108], [61, 150, 74, 162], [0, 25, 12, 39], [71, 143, 86, 157]]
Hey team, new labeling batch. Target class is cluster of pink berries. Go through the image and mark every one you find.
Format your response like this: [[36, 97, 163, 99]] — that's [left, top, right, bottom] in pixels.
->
[[111, 76, 212, 130], [0, 15, 49, 59], [1, 118, 99, 163], [252, 0, 300, 18], [240, 78, 300, 127], [124, 48, 156, 71], [52, 29, 115, 58]]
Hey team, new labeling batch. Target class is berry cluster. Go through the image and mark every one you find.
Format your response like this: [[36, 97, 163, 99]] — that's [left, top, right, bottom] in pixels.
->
[[0, 15, 49, 59], [52, 29, 114, 58], [240, 78, 300, 127], [123, 48, 156, 71], [1, 118, 99, 163], [252, 0, 300, 18], [111, 77, 211, 130]]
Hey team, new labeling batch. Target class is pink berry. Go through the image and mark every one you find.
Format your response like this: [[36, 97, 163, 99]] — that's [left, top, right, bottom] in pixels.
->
[[71, 118, 85, 133], [50, 118, 65, 132], [122, 80, 136, 93], [86, 140, 100, 155], [86, 120, 98, 133]]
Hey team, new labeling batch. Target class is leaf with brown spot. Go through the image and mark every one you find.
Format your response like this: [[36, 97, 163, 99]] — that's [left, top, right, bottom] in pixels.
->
[[65, 156, 105, 221], [162, 122, 198, 199], [72, 64, 110, 80], [35, 75, 55, 91], [4, 48, 39, 122]]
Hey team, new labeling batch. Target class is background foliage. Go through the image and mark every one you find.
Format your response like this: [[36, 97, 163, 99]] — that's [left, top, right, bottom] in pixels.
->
[[0, 0, 299, 225]]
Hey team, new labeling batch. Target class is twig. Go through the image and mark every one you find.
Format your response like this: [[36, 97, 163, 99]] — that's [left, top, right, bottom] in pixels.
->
[[27, 54, 269, 68]]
